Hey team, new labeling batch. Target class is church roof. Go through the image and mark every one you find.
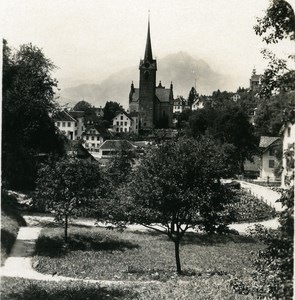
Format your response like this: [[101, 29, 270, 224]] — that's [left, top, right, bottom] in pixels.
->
[[156, 87, 171, 103], [130, 88, 140, 102], [144, 18, 153, 62]]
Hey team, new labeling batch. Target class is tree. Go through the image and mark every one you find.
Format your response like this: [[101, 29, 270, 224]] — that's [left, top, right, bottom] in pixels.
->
[[113, 137, 236, 274], [73, 100, 93, 112], [254, 0, 295, 98], [187, 87, 198, 109], [188, 100, 258, 173], [103, 101, 123, 123], [35, 158, 105, 243], [2, 40, 66, 190]]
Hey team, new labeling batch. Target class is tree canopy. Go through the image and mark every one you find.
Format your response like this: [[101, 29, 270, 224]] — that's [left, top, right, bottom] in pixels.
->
[[112, 137, 236, 273], [103, 101, 124, 123], [2, 40, 66, 190], [35, 158, 105, 242]]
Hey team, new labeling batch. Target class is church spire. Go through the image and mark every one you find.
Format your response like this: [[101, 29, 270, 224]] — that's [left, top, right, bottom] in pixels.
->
[[144, 13, 153, 62]]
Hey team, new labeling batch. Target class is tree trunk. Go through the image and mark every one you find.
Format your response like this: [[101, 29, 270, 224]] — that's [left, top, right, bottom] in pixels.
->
[[174, 240, 182, 274], [64, 214, 68, 244]]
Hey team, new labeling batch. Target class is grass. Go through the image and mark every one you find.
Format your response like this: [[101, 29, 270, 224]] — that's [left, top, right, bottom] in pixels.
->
[[0, 277, 136, 300], [33, 226, 262, 284], [0, 276, 258, 300], [1, 190, 26, 265]]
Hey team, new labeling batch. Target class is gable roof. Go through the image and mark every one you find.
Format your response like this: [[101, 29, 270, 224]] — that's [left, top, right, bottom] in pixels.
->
[[69, 111, 84, 119], [99, 140, 136, 151], [53, 110, 76, 122], [259, 136, 280, 148], [112, 110, 133, 121]]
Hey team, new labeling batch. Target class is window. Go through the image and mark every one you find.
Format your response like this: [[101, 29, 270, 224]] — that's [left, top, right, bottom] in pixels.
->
[[57, 122, 60, 126], [62, 122, 65, 127], [120, 128, 123, 132], [287, 127, 291, 137], [116, 128, 119, 132], [124, 128, 127, 132], [75, 122, 78, 126], [125, 122, 127, 126], [91, 136, 94, 141], [75, 130, 77, 136], [121, 116, 123, 120], [68, 122, 71, 127], [269, 160, 275, 168], [121, 122, 123, 126], [117, 121, 119, 125], [86, 136, 89, 140]]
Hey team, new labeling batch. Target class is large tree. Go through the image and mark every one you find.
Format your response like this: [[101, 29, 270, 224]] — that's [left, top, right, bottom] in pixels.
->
[[2, 40, 66, 190], [188, 100, 258, 172], [35, 158, 105, 243], [103, 101, 123, 123], [112, 137, 236, 274]]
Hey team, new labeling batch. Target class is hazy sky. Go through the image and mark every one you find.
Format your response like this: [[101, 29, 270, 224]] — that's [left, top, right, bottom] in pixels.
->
[[2, 0, 295, 92]]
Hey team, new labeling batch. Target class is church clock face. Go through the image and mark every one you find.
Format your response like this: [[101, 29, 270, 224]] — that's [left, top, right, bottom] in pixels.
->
[[144, 62, 150, 68], [144, 70, 150, 79]]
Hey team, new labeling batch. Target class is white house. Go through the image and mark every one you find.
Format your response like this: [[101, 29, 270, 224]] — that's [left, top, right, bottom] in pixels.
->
[[112, 111, 138, 134], [173, 97, 188, 114], [281, 121, 295, 187], [54, 110, 82, 140], [231, 93, 241, 102], [191, 98, 204, 110], [82, 125, 105, 152], [258, 136, 281, 182]]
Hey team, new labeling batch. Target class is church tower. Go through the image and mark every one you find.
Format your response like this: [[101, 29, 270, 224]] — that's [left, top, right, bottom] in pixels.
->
[[138, 17, 157, 129]]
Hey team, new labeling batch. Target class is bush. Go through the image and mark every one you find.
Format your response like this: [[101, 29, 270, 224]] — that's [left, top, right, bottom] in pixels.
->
[[1, 190, 26, 264]]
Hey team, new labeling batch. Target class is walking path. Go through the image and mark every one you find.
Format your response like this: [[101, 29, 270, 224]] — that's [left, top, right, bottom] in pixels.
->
[[1, 182, 283, 283]]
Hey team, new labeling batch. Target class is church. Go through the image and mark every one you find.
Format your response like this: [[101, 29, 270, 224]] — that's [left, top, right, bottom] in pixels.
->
[[129, 19, 174, 130]]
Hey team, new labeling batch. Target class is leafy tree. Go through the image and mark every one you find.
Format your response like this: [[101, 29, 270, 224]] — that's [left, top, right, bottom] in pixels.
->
[[254, 91, 295, 136], [103, 101, 123, 124], [188, 100, 258, 172], [73, 100, 93, 111], [112, 137, 236, 274], [35, 158, 105, 243], [187, 87, 198, 109], [254, 0, 295, 98], [2, 40, 66, 190]]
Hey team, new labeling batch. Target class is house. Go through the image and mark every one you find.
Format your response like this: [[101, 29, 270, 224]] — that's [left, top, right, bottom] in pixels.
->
[[54, 110, 83, 140], [97, 140, 136, 160], [258, 136, 281, 182], [81, 125, 106, 152], [173, 97, 188, 114], [281, 121, 295, 187], [68, 111, 85, 137], [231, 93, 241, 102], [66, 140, 97, 162], [112, 111, 138, 134], [191, 98, 204, 110]]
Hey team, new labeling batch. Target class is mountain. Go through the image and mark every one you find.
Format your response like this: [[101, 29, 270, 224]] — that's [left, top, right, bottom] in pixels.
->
[[59, 52, 232, 108]]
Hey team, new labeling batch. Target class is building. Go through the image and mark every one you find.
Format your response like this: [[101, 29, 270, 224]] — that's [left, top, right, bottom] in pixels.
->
[[191, 98, 204, 110], [173, 97, 188, 114], [54, 110, 84, 140], [129, 19, 174, 130], [231, 93, 241, 102], [258, 136, 281, 182], [281, 121, 295, 187], [249, 68, 261, 91], [82, 125, 105, 152], [112, 111, 139, 134], [97, 140, 136, 160]]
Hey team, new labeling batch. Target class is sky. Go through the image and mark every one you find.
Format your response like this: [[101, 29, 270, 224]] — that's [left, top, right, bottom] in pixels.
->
[[2, 0, 295, 93]]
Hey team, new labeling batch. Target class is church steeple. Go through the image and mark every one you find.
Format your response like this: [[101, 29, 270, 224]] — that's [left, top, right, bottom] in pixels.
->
[[144, 15, 153, 62]]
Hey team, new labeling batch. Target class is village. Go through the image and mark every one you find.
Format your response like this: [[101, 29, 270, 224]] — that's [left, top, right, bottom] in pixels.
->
[[1, 1, 294, 299]]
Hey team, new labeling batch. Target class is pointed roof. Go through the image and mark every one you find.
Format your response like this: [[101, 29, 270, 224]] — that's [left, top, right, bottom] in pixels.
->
[[144, 17, 153, 62]]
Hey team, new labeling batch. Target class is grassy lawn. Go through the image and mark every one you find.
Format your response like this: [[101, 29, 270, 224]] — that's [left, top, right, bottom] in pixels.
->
[[0, 277, 136, 300], [33, 225, 262, 297], [1, 191, 26, 265]]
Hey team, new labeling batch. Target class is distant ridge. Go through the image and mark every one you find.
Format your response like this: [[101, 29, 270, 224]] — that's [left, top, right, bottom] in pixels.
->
[[59, 52, 232, 108]]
